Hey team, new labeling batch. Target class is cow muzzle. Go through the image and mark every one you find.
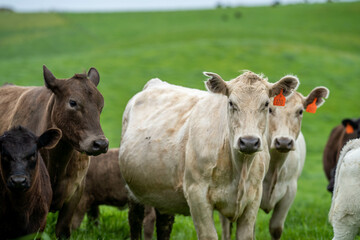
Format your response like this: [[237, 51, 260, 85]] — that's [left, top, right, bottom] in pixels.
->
[[274, 137, 294, 153], [238, 136, 261, 154], [7, 174, 30, 192]]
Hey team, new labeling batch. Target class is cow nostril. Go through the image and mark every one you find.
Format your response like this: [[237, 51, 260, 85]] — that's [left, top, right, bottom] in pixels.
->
[[254, 138, 260, 148], [288, 140, 294, 148]]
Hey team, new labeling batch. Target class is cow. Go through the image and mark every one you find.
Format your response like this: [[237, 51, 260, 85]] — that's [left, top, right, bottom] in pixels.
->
[[119, 71, 299, 240], [72, 148, 156, 240], [219, 87, 329, 240], [323, 118, 360, 193], [0, 126, 61, 239], [0, 65, 109, 238], [329, 138, 360, 240]]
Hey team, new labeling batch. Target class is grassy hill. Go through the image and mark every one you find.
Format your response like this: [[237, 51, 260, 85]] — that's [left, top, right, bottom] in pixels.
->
[[1, 1, 360, 239]]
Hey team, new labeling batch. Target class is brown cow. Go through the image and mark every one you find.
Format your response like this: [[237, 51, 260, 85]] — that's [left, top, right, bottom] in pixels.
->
[[323, 118, 360, 193], [72, 148, 156, 240], [0, 66, 108, 238], [0, 126, 61, 239]]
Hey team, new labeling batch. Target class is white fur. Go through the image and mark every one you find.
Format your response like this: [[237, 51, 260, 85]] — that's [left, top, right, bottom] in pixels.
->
[[329, 139, 360, 240]]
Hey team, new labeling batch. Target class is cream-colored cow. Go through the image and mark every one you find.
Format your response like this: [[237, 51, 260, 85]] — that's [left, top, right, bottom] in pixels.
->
[[119, 71, 299, 240], [220, 87, 329, 240], [329, 139, 360, 240]]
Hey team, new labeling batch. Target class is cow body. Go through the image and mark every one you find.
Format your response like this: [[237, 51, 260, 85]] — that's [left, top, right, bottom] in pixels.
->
[[119, 72, 299, 240], [329, 139, 360, 240], [0, 66, 108, 238], [72, 148, 155, 240], [0, 126, 61, 239], [323, 118, 360, 193]]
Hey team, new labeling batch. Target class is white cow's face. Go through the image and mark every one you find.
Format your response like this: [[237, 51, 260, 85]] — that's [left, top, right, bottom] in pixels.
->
[[268, 87, 329, 153], [204, 71, 300, 155]]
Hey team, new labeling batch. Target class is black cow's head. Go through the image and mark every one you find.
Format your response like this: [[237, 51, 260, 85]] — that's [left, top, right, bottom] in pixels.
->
[[0, 126, 61, 192]]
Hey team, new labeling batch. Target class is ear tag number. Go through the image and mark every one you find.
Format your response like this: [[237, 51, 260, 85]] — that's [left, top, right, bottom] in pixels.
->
[[306, 98, 317, 114], [273, 89, 286, 106], [346, 123, 354, 134]]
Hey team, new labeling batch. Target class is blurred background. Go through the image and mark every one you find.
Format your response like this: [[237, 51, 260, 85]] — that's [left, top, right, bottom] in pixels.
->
[[0, 0, 359, 239]]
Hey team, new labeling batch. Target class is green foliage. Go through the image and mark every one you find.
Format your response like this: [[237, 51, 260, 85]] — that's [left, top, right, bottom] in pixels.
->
[[1, 1, 360, 239]]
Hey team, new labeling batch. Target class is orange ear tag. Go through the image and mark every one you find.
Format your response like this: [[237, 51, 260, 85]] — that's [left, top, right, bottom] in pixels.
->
[[346, 123, 354, 134], [273, 89, 286, 106], [306, 98, 317, 114]]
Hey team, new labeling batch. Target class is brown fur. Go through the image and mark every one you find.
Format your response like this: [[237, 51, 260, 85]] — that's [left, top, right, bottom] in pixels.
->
[[72, 148, 155, 240], [0, 66, 108, 238], [323, 119, 360, 193]]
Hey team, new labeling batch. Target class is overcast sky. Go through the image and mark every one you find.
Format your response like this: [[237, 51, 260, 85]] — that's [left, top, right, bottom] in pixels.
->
[[0, 0, 356, 12]]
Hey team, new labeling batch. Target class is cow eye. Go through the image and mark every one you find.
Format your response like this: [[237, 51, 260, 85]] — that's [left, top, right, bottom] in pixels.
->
[[27, 153, 36, 161], [229, 100, 233, 108], [265, 101, 269, 107], [269, 108, 273, 114], [69, 100, 77, 108], [298, 109, 303, 115]]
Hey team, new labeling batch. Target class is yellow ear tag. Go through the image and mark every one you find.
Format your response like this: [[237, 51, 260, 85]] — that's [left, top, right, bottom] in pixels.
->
[[346, 123, 354, 134], [273, 89, 286, 106], [306, 97, 317, 114]]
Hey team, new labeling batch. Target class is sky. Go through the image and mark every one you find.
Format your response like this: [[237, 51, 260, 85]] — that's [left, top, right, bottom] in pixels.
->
[[0, 0, 356, 12]]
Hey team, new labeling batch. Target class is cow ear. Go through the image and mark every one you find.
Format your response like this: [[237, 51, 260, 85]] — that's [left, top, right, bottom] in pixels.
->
[[88, 68, 100, 87], [43, 65, 60, 93], [38, 128, 62, 150], [269, 75, 299, 98], [303, 87, 329, 109], [204, 72, 229, 96]]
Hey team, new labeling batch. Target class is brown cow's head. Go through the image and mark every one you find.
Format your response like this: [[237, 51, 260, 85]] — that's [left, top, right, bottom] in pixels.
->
[[341, 118, 360, 144], [204, 71, 299, 155], [0, 126, 61, 192], [43, 65, 109, 156], [268, 87, 329, 152]]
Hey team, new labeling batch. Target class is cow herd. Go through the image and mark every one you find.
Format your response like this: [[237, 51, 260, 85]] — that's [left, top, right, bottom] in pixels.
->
[[0, 66, 358, 240]]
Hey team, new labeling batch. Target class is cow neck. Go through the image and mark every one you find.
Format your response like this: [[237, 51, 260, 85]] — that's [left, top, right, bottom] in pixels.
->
[[42, 93, 78, 185], [264, 148, 289, 200], [231, 149, 256, 221]]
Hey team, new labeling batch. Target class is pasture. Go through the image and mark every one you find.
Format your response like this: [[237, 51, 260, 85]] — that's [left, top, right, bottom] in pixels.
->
[[0, 1, 360, 239]]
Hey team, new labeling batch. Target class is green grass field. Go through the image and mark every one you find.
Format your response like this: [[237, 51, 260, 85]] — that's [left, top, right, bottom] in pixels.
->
[[1, 1, 360, 239]]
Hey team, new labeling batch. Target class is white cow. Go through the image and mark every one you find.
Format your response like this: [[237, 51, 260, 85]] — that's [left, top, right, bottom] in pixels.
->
[[220, 87, 330, 240], [119, 71, 299, 240], [329, 138, 360, 240]]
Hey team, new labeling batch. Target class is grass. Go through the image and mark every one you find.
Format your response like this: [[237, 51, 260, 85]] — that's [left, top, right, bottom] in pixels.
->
[[1, 1, 360, 239]]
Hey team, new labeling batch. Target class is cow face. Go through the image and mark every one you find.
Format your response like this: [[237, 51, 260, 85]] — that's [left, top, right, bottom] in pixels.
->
[[43, 65, 109, 156], [0, 126, 61, 192], [204, 72, 299, 155], [268, 87, 329, 152]]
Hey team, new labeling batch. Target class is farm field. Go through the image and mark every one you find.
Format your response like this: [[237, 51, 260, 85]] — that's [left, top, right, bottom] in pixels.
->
[[1, 1, 360, 239]]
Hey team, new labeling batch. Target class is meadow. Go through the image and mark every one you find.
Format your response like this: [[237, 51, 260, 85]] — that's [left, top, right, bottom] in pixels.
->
[[0, 1, 360, 239]]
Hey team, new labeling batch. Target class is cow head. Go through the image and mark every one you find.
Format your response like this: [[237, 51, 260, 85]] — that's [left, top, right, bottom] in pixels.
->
[[43, 65, 109, 156], [204, 71, 299, 155], [341, 118, 360, 144], [0, 126, 61, 192], [268, 86, 329, 152]]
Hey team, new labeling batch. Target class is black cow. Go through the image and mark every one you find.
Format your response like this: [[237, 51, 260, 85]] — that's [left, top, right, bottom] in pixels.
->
[[0, 126, 61, 239]]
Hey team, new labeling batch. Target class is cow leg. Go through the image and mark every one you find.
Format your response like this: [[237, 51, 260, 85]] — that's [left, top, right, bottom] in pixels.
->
[[269, 182, 296, 240], [219, 213, 232, 240], [143, 206, 156, 240], [128, 199, 145, 240], [155, 208, 174, 240], [186, 183, 217, 240], [71, 195, 91, 230], [88, 204, 101, 226], [56, 184, 85, 239]]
